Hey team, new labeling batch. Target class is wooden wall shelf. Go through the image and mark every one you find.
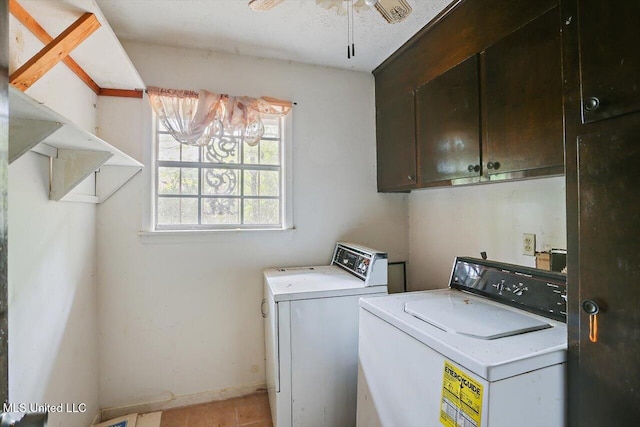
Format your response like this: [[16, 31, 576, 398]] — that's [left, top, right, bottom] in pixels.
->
[[9, 86, 143, 203]]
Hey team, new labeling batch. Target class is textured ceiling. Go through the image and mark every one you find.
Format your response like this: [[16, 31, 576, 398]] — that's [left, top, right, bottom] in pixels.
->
[[95, 0, 451, 72]]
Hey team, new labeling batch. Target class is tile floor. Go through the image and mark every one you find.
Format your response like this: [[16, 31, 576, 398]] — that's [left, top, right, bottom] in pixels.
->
[[159, 391, 272, 427]]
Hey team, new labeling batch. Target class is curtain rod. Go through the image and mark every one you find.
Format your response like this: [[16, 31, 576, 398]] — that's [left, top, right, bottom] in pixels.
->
[[141, 89, 297, 106]]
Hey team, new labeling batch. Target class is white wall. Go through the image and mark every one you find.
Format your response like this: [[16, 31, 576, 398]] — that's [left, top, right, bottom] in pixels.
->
[[408, 176, 567, 290], [95, 41, 408, 409], [8, 15, 100, 427]]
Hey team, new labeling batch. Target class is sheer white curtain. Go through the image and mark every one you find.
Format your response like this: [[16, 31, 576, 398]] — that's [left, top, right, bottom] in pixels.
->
[[147, 86, 291, 147]]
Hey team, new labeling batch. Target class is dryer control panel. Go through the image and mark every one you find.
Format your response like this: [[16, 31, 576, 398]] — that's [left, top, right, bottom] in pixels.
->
[[331, 242, 388, 286], [449, 257, 567, 322]]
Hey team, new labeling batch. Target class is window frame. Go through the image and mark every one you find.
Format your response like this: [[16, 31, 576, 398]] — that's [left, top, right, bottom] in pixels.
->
[[151, 113, 293, 232]]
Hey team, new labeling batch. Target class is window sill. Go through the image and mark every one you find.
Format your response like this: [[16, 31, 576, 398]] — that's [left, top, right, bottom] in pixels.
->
[[138, 227, 296, 243]]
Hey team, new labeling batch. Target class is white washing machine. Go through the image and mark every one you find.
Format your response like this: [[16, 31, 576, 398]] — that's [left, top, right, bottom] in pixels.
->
[[263, 242, 388, 427], [357, 257, 567, 427]]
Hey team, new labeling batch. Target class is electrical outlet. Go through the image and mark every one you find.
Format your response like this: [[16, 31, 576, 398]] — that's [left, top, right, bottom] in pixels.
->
[[523, 233, 536, 256]]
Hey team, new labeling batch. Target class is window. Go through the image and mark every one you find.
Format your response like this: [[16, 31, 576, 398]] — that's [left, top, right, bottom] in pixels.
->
[[154, 115, 289, 230]]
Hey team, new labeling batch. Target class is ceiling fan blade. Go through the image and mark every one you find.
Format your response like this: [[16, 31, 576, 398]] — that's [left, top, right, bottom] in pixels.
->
[[374, 0, 412, 23], [248, 0, 285, 11]]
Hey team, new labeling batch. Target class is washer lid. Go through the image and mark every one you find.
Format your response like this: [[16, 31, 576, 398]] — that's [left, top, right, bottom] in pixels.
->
[[403, 292, 551, 339], [264, 265, 386, 302]]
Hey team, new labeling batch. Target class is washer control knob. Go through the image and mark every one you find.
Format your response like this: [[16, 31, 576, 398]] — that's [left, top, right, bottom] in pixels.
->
[[492, 280, 506, 295], [512, 284, 529, 296]]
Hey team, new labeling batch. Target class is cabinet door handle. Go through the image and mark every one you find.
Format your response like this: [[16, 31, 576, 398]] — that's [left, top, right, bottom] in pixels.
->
[[467, 164, 480, 173], [582, 298, 605, 343], [487, 161, 501, 170], [584, 97, 600, 112], [407, 175, 415, 181]]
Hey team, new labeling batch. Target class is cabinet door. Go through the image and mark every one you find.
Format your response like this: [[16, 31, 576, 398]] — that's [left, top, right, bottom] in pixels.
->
[[482, 7, 563, 176], [416, 55, 480, 184], [579, 1, 640, 123], [571, 115, 640, 426], [376, 92, 417, 191]]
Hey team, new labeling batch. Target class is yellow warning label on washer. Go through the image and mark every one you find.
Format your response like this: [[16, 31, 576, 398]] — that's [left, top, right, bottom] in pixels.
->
[[440, 361, 483, 427]]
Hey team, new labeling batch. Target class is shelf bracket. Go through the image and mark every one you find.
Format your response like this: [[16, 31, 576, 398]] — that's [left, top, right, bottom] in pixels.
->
[[8, 118, 62, 163], [96, 165, 143, 203], [50, 149, 113, 201]]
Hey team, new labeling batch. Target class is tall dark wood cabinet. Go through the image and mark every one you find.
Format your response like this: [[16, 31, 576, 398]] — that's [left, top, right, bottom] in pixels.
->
[[481, 6, 564, 177], [376, 91, 417, 191], [562, 0, 640, 425], [416, 55, 480, 184]]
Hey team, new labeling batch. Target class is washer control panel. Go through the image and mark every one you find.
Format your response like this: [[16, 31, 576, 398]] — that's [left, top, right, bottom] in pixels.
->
[[449, 257, 567, 321], [331, 242, 388, 287]]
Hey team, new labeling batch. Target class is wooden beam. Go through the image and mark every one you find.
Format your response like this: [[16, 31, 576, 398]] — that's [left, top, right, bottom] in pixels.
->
[[9, 0, 101, 95], [9, 1, 141, 99], [10, 12, 101, 91], [99, 88, 144, 99]]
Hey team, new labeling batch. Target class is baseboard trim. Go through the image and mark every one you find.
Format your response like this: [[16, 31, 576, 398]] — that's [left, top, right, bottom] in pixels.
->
[[100, 383, 267, 420], [91, 410, 102, 425]]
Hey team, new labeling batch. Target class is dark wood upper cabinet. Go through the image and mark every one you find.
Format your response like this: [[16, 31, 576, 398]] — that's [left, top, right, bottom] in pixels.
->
[[481, 6, 564, 176], [416, 55, 480, 184], [376, 91, 417, 191], [374, 0, 564, 191], [578, 1, 640, 123], [375, 0, 558, 102]]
